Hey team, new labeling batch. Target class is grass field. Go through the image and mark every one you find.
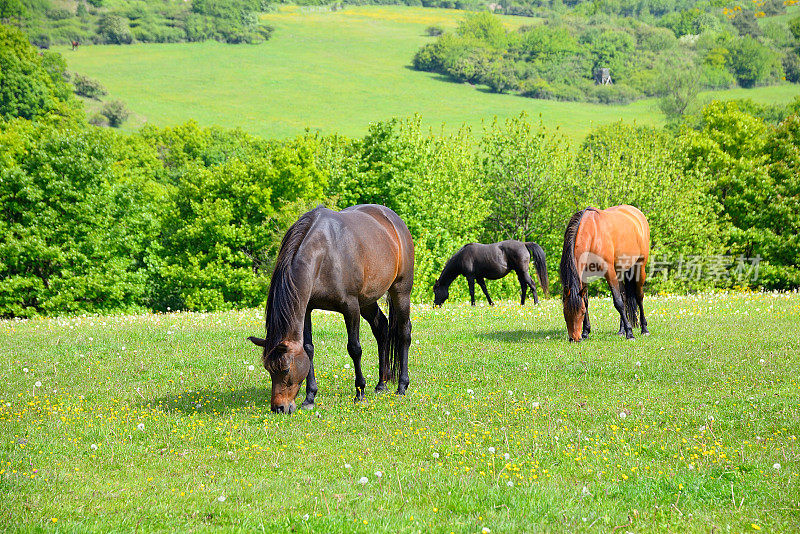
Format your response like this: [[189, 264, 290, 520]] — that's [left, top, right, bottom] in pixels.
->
[[60, 5, 800, 141], [2, 292, 799, 532]]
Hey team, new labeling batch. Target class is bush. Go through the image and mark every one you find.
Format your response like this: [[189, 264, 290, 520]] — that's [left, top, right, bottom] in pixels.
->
[[101, 100, 130, 127], [783, 52, 800, 83], [72, 73, 107, 99], [426, 25, 444, 36], [97, 13, 133, 44]]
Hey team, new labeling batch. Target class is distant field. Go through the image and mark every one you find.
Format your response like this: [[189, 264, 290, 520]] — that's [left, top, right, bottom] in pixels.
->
[[2, 293, 799, 531], [60, 6, 800, 141]]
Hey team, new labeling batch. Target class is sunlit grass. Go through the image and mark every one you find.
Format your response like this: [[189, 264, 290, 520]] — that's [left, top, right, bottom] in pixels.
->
[[58, 5, 800, 142], [1, 291, 799, 531]]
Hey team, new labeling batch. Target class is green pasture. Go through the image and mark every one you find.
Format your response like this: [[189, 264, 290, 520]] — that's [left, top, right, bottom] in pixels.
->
[[2, 292, 799, 531], [60, 6, 800, 141]]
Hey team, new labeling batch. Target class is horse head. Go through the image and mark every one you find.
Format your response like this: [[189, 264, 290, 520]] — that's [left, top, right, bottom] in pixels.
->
[[248, 337, 309, 414], [563, 288, 586, 342], [433, 279, 448, 306]]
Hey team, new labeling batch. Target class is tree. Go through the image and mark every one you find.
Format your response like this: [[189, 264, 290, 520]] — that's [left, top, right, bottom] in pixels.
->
[[657, 62, 702, 123], [727, 36, 779, 88], [0, 24, 78, 121], [0, 0, 24, 22]]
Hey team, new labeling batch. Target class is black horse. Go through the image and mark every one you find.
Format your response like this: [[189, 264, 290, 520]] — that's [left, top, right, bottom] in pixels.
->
[[248, 205, 414, 414], [433, 240, 548, 306]]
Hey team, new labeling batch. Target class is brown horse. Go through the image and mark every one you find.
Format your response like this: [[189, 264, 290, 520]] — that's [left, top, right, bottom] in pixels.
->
[[560, 205, 650, 342], [71, 41, 79, 51], [248, 205, 414, 414]]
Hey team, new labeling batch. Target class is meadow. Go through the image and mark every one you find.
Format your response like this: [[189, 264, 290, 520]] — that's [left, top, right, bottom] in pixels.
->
[[2, 292, 799, 532], [60, 5, 800, 141]]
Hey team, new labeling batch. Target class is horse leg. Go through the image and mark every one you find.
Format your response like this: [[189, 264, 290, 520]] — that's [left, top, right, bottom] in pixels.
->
[[606, 270, 634, 339], [582, 295, 591, 339], [636, 263, 649, 335], [390, 290, 412, 396], [361, 301, 390, 393], [343, 302, 366, 402], [467, 276, 476, 306], [517, 269, 539, 305], [301, 310, 317, 410], [476, 278, 494, 306]]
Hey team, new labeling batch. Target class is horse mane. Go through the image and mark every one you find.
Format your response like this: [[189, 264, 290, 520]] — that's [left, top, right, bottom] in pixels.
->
[[264, 207, 320, 357], [560, 208, 596, 314]]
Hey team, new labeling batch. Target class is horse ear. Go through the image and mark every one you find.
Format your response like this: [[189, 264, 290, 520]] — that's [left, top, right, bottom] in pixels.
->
[[248, 336, 266, 347]]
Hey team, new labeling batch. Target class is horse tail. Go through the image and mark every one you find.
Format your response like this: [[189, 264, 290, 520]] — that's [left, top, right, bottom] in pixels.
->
[[387, 297, 401, 382], [623, 268, 640, 329], [560, 210, 587, 315], [525, 242, 549, 296]]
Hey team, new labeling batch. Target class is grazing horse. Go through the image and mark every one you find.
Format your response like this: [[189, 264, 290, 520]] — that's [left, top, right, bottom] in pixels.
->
[[560, 205, 650, 342], [433, 241, 548, 306], [248, 205, 414, 414], [71, 41, 79, 51]]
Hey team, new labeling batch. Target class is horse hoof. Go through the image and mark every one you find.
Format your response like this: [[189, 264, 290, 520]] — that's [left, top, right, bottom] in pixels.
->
[[300, 401, 315, 410], [375, 383, 387, 393], [626, 336, 635, 341], [643, 331, 651, 336]]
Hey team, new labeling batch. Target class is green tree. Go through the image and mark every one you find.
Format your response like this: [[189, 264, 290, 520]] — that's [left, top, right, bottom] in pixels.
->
[[727, 36, 779, 88], [0, 121, 163, 316], [0, 24, 78, 121]]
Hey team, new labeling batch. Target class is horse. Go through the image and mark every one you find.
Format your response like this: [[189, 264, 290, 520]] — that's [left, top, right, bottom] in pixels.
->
[[71, 41, 79, 51], [248, 205, 414, 414], [559, 205, 650, 342], [433, 240, 548, 306]]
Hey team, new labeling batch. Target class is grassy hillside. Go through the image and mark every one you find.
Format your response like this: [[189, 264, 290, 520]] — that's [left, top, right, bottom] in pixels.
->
[[2, 292, 799, 531], [60, 5, 800, 141]]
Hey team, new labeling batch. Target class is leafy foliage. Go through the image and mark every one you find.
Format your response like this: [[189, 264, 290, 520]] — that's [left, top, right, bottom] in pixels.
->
[[0, 24, 77, 120]]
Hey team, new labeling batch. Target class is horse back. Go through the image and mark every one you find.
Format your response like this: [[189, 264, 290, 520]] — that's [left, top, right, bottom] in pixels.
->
[[593, 205, 650, 264], [314, 205, 413, 300]]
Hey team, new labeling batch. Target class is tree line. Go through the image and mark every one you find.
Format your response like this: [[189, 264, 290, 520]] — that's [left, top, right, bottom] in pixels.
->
[[1, 23, 798, 317], [414, 7, 797, 104]]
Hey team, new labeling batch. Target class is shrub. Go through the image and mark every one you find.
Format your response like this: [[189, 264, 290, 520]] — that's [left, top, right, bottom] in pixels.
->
[[426, 25, 444, 36], [101, 100, 130, 127], [97, 14, 133, 44], [72, 73, 107, 99]]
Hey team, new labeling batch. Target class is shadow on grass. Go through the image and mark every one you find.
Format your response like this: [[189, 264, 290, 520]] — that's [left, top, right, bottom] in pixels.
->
[[478, 328, 565, 343], [146, 387, 271, 415]]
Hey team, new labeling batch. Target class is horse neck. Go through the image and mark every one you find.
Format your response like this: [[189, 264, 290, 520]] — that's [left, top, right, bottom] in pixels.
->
[[265, 255, 314, 348], [437, 256, 463, 288]]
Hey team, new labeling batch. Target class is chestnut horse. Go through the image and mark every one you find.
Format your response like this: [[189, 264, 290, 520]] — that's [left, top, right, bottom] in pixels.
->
[[248, 205, 414, 414], [560, 205, 650, 342]]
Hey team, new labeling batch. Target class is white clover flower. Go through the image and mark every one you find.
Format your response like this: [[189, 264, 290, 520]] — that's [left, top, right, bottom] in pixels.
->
[[302, 514, 309, 521], [619, 412, 627, 419], [344, 363, 351, 369], [773, 463, 781, 470], [375, 471, 382, 478], [344, 463, 351, 469], [248, 365, 255, 371], [506, 480, 514, 487], [358, 477, 368, 485], [432, 452, 439, 459], [488, 447, 496, 454], [504, 453, 510, 460], [23, 368, 29, 374], [467, 389, 474, 395], [217, 495, 226, 502], [137, 423, 145, 431], [482, 528, 491, 534], [34, 381, 41, 388], [90, 444, 98, 451], [581, 486, 590, 495], [635, 361, 641, 368], [532, 402, 540, 409]]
